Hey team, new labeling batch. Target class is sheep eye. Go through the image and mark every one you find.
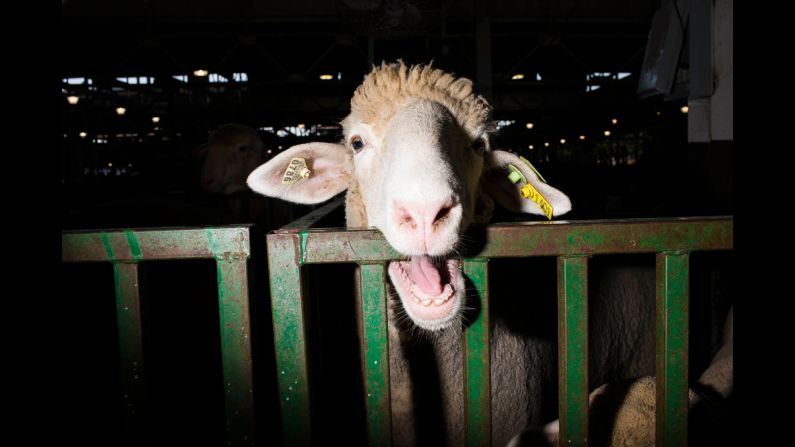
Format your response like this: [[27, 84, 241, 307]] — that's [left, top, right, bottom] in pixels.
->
[[471, 138, 487, 155], [350, 136, 365, 152]]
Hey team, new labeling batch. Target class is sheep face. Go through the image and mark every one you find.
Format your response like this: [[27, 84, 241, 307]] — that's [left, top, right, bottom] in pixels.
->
[[346, 98, 482, 330]]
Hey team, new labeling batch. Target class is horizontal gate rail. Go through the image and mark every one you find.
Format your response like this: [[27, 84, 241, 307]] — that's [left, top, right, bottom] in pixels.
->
[[61, 225, 255, 446], [268, 209, 732, 447], [275, 216, 732, 264]]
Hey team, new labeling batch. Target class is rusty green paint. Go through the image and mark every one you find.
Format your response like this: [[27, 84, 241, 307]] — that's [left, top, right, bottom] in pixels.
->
[[463, 259, 491, 447], [124, 230, 143, 260], [205, 228, 223, 257], [62, 226, 255, 445], [358, 263, 392, 446], [291, 218, 732, 264], [656, 252, 689, 447], [113, 261, 148, 443], [267, 232, 312, 446], [101, 232, 115, 260], [299, 231, 309, 265], [216, 255, 256, 445], [62, 226, 252, 263], [557, 256, 588, 447]]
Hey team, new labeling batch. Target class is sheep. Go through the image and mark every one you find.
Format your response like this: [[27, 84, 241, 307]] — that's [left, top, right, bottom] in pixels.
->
[[194, 123, 266, 195], [246, 61, 719, 446], [247, 61, 570, 332], [508, 306, 733, 447]]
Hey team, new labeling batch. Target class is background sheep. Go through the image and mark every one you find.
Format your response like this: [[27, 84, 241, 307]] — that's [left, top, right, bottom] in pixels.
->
[[509, 306, 733, 447]]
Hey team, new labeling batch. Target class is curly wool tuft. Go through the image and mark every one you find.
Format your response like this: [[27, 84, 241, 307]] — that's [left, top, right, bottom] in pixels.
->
[[344, 61, 494, 140]]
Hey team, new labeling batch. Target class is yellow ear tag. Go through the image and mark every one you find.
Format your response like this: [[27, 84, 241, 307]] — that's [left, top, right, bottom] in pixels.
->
[[520, 182, 554, 220], [281, 157, 312, 185], [506, 161, 553, 219]]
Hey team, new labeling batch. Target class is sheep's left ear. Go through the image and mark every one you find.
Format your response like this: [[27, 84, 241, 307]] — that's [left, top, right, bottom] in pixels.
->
[[247, 142, 353, 204], [482, 150, 572, 218]]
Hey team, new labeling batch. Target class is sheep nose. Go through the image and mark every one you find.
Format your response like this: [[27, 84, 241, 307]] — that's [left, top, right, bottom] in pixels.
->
[[394, 199, 461, 236]]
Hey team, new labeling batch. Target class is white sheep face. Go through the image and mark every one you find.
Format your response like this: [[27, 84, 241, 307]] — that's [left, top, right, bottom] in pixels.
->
[[247, 63, 572, 331], [347, 98, 483, 330]]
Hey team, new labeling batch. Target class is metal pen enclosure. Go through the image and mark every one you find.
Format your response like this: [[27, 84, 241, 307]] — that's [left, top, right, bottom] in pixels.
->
[[61, 200, 732, 446]]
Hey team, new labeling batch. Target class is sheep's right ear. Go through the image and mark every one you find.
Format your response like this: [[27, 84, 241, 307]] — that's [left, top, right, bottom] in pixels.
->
[[247, 142, 353, 204]]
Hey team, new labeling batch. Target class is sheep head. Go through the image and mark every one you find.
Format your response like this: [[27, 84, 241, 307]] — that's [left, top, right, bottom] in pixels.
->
[[248, 62, 571, 331], [194, 123, 265, 195]]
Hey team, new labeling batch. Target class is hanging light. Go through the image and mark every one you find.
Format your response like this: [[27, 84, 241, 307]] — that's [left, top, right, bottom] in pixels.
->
[[115, 107, 127, 116], [680, 106, 689, 114], [611, 118, 618, 125], [526, 123, 534, 129], [79, 132, 87, 138], [511, 74, 525, 80], [560, 138, 566, 144], [604, 130, 611, 136], [152, 116, 160, 123], [544, 142, 550, 147], [579, 135, 586, 140], [319, 74, 334, 80], [528, 145, 534, 150], [193, 69, 209, 77], [67, 95, 79, 105]]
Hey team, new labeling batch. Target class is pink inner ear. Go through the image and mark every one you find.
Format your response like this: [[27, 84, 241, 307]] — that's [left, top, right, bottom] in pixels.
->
[[309, 158, 340, 178]]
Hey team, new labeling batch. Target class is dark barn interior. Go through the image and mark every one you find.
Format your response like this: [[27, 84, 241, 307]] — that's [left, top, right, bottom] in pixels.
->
[[61, 1, 734, 445]]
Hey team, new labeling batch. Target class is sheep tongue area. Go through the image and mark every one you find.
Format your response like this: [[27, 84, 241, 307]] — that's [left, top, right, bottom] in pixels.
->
[[409, 255, 444, 296]]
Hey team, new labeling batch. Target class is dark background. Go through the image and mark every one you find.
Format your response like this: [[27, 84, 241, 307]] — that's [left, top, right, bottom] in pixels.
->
[[61, 0, 734, 228]]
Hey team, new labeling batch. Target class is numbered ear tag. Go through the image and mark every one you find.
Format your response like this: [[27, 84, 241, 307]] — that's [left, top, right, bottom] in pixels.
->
[[505, 159, 553, 219], [281, 157, 312, 185], [520, 183, 553, 220]]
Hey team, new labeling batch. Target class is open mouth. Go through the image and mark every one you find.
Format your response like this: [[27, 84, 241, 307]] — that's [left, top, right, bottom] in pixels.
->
[[387, 256, 465, 331]]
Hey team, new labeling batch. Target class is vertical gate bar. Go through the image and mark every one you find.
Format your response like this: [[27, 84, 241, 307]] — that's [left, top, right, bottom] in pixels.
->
[[358, 263, 392, 446], [113, 261, 148, 444], [216, 254, 256, 445], [655, 252, 690, 447], [267, 233, 312, 446], [557, 256, 588, 447], [463, 259, 491, 447]]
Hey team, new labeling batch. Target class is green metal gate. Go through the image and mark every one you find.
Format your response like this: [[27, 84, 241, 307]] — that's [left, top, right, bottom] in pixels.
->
[[266, 199, 733, 447], [61, 205, 732, 446], [61, 226, 256, 445]]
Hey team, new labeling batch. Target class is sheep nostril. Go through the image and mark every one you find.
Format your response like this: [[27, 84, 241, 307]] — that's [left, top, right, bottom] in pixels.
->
[[434, 205, 452, 225]]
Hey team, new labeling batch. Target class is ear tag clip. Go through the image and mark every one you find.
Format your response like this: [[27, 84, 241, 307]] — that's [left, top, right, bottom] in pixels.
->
[[282, 157, 312, 185], [518, 156, 547, 184], [506, 162, 554, 220]]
